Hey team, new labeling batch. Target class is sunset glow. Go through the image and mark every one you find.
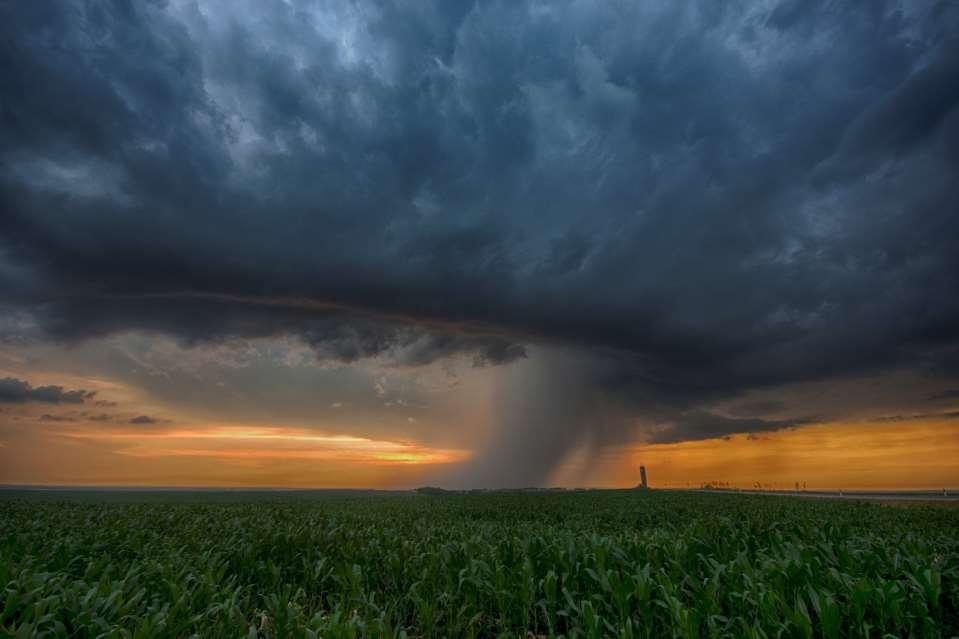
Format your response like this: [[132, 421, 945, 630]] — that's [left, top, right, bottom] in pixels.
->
[[624, 420, 959, 491], [65, 426, 470, 465], [2, 395, 957, 488]]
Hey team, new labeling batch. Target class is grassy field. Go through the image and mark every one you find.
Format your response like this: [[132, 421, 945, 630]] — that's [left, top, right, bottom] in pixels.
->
[[1, 490, 957, 637]]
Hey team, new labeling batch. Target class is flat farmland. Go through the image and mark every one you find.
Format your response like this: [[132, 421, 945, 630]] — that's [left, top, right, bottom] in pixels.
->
[[1, 490, 957, 637]]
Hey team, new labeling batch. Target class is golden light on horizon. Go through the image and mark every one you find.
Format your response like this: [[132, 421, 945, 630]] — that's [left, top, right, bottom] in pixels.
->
[[4, 399, 959, 490], [0, 419, 471, 488], [618, 418, 959, 490], [58, 424, 470, 466]]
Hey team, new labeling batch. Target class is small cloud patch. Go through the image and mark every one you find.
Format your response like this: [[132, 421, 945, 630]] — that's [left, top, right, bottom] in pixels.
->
[[928, 389, 959, 402], [0, 377, 95, 405]]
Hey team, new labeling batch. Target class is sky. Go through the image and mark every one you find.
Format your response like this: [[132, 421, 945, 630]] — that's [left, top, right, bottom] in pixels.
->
[[1, 0, 958, 490]]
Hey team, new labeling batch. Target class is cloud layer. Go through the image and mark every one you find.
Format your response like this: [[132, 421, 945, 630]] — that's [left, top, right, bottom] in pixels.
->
[[2, 1, 958, 482]]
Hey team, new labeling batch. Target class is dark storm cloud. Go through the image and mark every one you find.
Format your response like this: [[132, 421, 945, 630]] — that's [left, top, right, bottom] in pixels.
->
[[130, 415, 161, 425], [0, 377, 95, 405], [727, 401, 787, 418], [2, 0, 959, 463], [22, 292, 526, 368], [869, 411, 959, 423], [645, 411, 814, 445]]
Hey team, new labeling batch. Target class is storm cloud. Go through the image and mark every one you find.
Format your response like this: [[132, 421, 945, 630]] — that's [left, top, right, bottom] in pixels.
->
[[644, 411, 814, 445], [2, 1, 959, 482]]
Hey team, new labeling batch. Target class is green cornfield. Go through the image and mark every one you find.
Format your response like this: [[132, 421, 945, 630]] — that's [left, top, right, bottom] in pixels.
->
[[1, 490, 957, 637]]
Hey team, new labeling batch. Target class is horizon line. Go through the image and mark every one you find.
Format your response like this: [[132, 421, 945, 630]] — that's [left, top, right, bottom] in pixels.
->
[[2, 483, 957, 494]]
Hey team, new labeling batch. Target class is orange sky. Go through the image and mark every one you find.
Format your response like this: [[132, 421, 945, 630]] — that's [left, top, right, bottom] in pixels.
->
[[0, 420, 468, 488], [3, 414, 958, 489], [3, 342, 959, 490], [566, 419, 959, 491]]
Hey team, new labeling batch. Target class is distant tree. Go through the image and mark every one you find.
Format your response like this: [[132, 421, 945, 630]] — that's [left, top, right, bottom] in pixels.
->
[[414, 486, 451, 496]]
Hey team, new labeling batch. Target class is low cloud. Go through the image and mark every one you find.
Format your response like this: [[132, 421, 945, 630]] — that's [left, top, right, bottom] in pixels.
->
[[0, 377, 95, 405], [726, 401, 787, 418], [644, 411, 815, 445], [40, 413, 78, 422], [927, 389, 959, 401], [869, 411, 959, 423]]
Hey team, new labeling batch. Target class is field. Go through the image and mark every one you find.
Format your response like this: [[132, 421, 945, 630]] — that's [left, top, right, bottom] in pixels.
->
[[1, 490, 957, 638]]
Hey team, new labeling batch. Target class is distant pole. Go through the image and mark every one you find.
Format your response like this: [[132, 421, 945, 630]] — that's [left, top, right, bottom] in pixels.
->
[[639, 465, 648, 489]]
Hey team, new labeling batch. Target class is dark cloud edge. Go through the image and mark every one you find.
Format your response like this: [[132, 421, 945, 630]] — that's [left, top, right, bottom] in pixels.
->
[[0, 376, 96, 405]]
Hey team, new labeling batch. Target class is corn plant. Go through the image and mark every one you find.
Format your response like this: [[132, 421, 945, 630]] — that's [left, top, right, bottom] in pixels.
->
[[1, 490, 957, 637]]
